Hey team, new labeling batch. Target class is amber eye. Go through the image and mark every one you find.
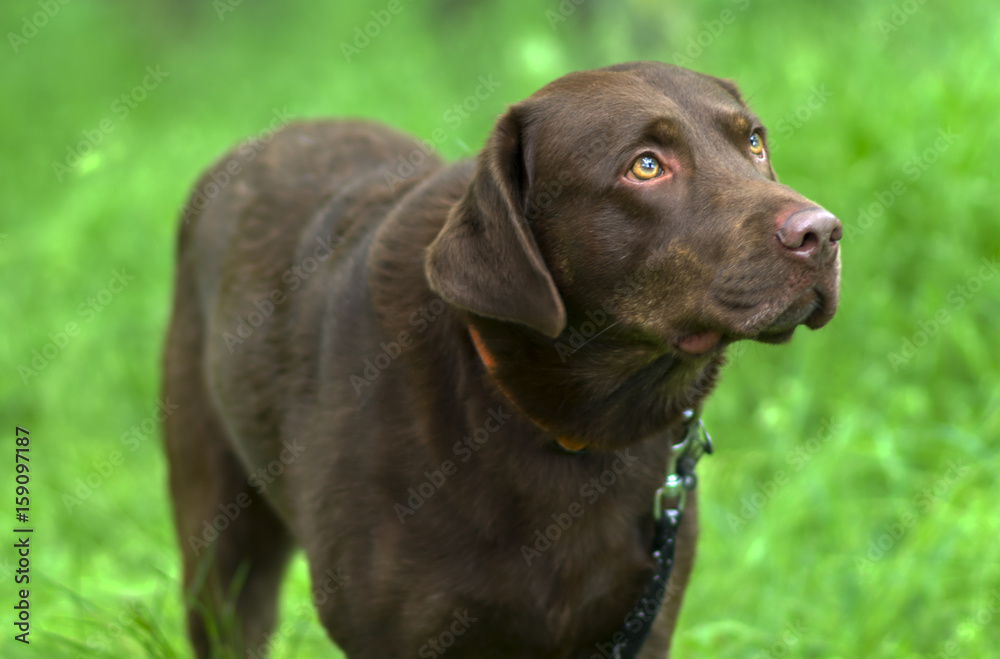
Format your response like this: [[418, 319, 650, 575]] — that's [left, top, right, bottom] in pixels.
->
[[749, 131, 765, 156], [630, 155, 662, 180]]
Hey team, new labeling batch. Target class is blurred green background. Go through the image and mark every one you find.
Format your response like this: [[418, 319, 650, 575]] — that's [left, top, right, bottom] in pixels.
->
[[1, 0, 998, 656]]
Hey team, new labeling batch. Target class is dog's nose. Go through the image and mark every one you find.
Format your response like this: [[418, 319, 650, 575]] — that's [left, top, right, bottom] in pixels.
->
[[776, 207, 842, 261]]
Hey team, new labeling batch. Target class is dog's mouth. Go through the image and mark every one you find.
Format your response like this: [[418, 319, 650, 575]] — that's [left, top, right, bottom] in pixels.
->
[[676, 330, 724, 355], [677, 275, 839, 356]]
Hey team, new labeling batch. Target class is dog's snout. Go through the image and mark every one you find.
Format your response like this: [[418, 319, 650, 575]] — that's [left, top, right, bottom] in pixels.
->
[[776, 207, 841, 261]]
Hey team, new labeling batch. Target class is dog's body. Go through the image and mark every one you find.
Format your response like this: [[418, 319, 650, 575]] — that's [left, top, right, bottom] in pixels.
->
[[163, 62, 841, 658]]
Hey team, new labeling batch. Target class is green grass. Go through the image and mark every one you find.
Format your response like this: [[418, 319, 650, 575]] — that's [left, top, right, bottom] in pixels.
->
[[1, 0, 998, 656]]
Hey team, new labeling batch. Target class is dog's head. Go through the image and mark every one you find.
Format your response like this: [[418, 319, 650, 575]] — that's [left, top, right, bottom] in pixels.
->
[[425, 62, 841, 443]]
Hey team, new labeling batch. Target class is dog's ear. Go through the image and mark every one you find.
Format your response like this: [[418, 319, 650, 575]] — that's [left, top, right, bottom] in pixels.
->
[[425, 107, 566, 338], [714, 77, 745, 104]]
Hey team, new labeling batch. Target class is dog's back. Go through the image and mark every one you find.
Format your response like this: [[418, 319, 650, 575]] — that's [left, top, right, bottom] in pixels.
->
[[162, 120, 451, 655]]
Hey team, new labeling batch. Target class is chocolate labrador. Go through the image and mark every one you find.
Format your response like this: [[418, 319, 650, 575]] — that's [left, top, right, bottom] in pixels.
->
[[162, 61, 841, 658]]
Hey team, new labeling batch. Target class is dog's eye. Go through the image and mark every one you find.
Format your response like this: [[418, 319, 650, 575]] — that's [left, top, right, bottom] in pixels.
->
[[629, 155, 662, 180], [749, 132, 765, 157]]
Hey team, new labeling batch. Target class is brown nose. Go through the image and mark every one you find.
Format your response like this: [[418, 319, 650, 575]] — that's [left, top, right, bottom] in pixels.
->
[[776, 207, 842, 261]]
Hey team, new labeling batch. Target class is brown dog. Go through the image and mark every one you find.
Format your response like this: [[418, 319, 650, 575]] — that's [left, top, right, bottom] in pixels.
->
[[162, 61, 840, 658]]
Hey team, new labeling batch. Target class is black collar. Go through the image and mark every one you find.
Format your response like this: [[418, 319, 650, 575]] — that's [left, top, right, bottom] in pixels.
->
[[603, 410, 713, 658]]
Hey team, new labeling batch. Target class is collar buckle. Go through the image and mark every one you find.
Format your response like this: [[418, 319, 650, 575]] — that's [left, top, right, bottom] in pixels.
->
[[654, 410, 713, 520]]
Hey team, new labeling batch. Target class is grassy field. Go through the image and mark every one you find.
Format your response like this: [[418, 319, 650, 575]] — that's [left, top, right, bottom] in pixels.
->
[[1, 0, 997, 656]]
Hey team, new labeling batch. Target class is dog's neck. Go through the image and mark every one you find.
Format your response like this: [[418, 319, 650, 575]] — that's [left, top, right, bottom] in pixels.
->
[[467, 324, 587, 452], [462, 314, 725, 452]]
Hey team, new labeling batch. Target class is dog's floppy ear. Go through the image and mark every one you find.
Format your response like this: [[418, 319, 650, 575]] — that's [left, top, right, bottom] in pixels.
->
[[425, 107, 566, 338]]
